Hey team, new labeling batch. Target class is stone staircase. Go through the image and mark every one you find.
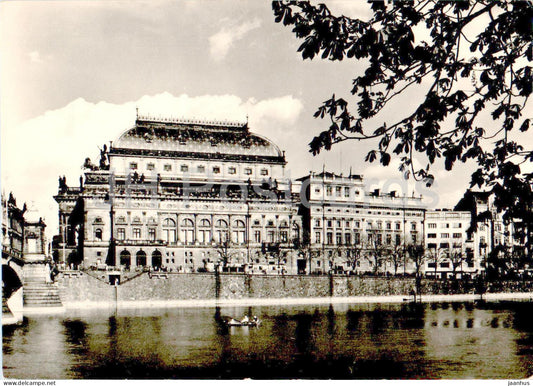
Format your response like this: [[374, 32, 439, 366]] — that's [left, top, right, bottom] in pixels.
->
[[23, 263, 63, 308]]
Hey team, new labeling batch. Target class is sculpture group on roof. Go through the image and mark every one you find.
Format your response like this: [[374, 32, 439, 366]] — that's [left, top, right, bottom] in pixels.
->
[[82, 144, 110, 171]]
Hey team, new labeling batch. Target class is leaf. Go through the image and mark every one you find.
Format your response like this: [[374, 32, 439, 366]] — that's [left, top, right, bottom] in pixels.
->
[[365, 150, 377, 163], [519, 119, 530, 132]]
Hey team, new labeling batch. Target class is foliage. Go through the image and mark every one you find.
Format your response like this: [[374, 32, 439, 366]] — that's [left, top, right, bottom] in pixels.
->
[[273, 1, 533, 220]]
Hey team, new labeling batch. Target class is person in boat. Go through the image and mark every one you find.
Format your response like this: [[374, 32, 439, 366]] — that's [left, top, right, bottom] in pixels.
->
[[241, 315, 249, 324], [252, 316, 259, 324]]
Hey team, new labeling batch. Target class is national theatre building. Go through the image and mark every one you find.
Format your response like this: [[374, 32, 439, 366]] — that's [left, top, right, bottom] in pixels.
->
[[54, 115, 302, 275]]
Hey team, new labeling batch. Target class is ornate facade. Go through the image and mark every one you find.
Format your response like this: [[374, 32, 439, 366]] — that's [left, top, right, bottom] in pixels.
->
[[55, 116, 301, 274]]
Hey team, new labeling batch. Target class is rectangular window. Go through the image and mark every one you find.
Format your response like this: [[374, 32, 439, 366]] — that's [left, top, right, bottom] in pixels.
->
[[335, 186, 341, 196], [327, 220, 332, 228], [354, 232, 361, 245], [428, 233, 437, 238], [326, 232, 333, 245], [213, 166, 220, 174], [315, 232, 321, 244], [280, 231, 288, 243], [386, 222, 392, 230], [454, 223, 462, 228], [130, 162, 138, 170], [315, 219, 321, 227], [117, 228, 125, 240], [355, 221, 360, 228], [148, 228, 156, 241], [336, 220, 341, 227], [164, 164, 172, 172], [453, 233, 462, 238], [386, 234, 392, 245], [133, 228, 141, 239], [254, 230, 261, 243], [440, 262, 450, 268], [260, 169, 269, 176], [180, 164, 189, 172], [377, 234, 383, 245], [411, 223, 417, 231], [440, 242, 449, 249], [146, 163, 155, 171], [344, 187, 350, 197], [345, 233, 351, 245], [244, 168, 252, 175], [197, 165, 205, 173], [428, 223, 437, 229], [441, 233, 449, 238], [395, 234, 401, 246], [326, 186, 332, 196], [428, 243, 437, 249], [228, 167, 237, 174], [336, 233, 342, 245], [396, 222, 401, 230]]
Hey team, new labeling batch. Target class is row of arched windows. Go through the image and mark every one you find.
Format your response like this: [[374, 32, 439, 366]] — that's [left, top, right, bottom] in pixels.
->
[[119, 249, 162, 268]]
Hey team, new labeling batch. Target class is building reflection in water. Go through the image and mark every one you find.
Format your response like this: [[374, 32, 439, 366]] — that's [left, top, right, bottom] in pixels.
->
[[3, 302, 533, 379]]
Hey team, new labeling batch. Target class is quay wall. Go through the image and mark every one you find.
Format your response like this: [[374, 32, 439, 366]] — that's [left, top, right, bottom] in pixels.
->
[[55, 272, 533, 305]]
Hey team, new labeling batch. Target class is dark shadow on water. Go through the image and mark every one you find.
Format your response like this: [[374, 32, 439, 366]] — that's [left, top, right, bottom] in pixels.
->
[[71, 356, 408, 379]]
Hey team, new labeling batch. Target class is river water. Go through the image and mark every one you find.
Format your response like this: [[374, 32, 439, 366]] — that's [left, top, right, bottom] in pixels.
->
[[3, 301, 533, 379]]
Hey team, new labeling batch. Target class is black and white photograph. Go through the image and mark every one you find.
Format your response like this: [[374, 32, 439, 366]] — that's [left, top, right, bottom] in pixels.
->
[[1, 0, 533, 381]]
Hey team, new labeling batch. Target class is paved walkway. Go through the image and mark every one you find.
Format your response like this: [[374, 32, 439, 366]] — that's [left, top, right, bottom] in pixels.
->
[[58, 292, 533, 311]]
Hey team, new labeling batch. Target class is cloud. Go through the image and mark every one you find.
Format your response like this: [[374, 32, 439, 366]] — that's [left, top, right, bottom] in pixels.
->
[[209, 18, 261, 60], [28, 51, 43, 63], [1, 92, 303, 238]]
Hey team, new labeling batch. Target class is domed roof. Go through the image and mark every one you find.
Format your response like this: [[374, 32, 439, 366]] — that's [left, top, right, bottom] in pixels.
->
[[111, 116, 285, 162]]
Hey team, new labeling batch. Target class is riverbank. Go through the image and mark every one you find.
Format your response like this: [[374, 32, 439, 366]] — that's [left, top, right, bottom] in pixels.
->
[[51, 291, 533, 311]]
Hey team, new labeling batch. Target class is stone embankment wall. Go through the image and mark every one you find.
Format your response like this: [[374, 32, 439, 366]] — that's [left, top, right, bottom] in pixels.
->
[[55, 271, 533, 304]]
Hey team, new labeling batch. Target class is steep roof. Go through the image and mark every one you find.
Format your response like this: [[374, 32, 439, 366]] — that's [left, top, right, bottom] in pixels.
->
[[110, 116, 285, 163]]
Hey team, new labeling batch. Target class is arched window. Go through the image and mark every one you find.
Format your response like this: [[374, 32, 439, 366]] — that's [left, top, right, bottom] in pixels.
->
[[162, 218, 176, 244], [152, 250, 162, 269], [198, 219, 211, 244], [215, 219, 228, 243], [180, 218, 195, 244], [232, 219, 246, 244], [94, 228, 103, 241], [136, 250, 147, 266], [120, 250, 131, 268]]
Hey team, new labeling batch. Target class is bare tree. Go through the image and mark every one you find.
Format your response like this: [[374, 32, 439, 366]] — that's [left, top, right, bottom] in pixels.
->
[[407, 244, 426, 296], [345, 243, 364, 275], [449, 247, 467, 279], [427, 247, 446, 279], [215, 232, 237, 272], [366, 232, 387, 275], [387, 244, 404, 276]]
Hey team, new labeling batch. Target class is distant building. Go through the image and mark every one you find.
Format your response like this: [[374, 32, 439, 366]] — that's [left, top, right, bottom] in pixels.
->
[[424, 209, 476, 279], [2, 193, 25, 261], [297, 172, 426, 275]]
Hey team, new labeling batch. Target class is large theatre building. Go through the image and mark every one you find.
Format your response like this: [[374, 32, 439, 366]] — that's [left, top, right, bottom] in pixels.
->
[[54, 116, 302, 274]]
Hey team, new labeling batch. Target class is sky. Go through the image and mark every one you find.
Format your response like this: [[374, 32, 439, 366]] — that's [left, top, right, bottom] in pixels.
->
[[0, 0, 490, 238]]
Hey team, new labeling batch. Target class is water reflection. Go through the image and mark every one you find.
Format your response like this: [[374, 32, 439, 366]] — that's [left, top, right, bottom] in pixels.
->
[[3, 301, 533, 379]]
